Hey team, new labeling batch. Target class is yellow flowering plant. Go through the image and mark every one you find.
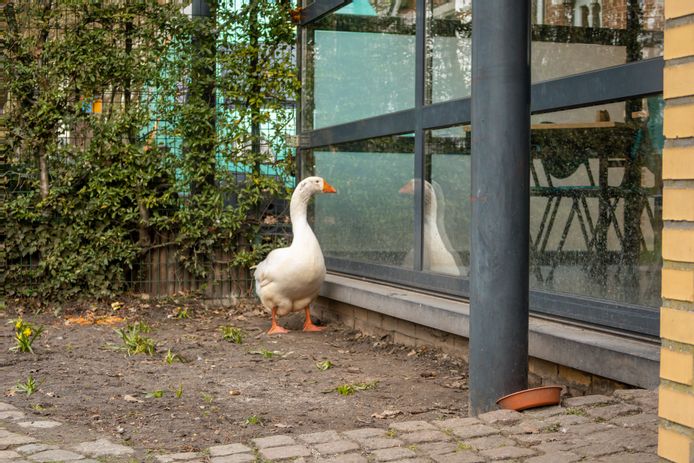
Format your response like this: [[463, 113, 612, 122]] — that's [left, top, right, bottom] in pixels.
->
[[10, 317, 45, 354]]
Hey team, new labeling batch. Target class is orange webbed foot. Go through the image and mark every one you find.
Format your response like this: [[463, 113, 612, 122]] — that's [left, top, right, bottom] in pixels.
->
[[268, 307, 288, 335], [303, 321, 324, 332], [303, 306, 324, 332], [268, 324, 289, 335]]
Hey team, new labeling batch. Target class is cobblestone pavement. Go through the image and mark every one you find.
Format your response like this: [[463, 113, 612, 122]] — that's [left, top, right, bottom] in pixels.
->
[[0, 389, 658, 462]]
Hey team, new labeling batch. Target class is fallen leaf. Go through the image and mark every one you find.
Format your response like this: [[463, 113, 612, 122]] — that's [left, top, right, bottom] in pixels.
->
[[65, 313, 124, 326], [228, 389, 241, 396], [274, 423, 293, 429], [124, 394, 143, 403], [371, 410, 402, 419], [443, 380, 468, 390]]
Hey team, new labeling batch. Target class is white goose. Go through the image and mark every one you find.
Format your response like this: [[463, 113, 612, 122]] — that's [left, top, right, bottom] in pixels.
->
[[400, 179, 463, 277], [254, 176, 337, 334]]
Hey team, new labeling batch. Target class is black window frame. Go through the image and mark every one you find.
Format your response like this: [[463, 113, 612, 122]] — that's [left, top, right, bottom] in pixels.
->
[[297, 0, 663, 338]]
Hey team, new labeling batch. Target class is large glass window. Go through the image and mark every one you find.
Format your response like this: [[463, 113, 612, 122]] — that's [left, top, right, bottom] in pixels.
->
[[530, 96, 663, 307], [302, 2, 416, 130], [305, 134, 415, 267], [299, 0, 664, 336]]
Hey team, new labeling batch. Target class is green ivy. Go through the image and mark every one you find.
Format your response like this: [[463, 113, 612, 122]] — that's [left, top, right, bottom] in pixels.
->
[[1, 0, 299, 300]]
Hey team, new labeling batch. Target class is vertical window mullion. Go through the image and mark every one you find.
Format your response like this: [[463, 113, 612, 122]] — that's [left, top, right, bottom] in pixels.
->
[[414, 0, 426, 272]]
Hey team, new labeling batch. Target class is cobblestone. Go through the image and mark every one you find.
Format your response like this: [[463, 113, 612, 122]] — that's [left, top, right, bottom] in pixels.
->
[[431, 452, 485, 463], [27, 449, 86, 461], [432, 417, 480, 429], [252, 435, 295, 449], [259, 444, 312, 460], [524, 451, 581, 463], [298, 430, 341, 444], [210, 454, 255, 463], [0, 429, 37, 445], [361, 437, 404, 450], [464, 435, 515, 450], [584, 403, 641, 421], [342, 427, 388, 440], [0, 450, 22, 459], [17, 421, 61, 429], [398, 429, 450, 444], [371, 447, 417, 461], [451, 424, 498, 439], [480, 445, 537, 460], [0, 411, 26, 420], [313, 440, 360, 455], [312, 454, 367, 463], [0, 391, 660, 463], [73, 438, 134, 457], [388, 421, 437, 433], [208, 443, 253, 456], [563, 394, 615, 408], [15, 444, 58, 454], [478, 409, 523, 425]]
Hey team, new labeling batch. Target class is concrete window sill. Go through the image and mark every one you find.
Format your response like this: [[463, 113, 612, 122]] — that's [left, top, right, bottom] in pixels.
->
[[319, 273, 660, 389]]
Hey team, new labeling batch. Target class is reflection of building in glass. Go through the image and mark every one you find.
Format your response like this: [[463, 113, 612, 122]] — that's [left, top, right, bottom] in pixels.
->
[[537, 0, 664, 30]]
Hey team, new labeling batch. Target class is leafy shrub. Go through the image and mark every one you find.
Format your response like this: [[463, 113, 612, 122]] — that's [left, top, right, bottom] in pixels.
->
[[1, 0, 299, 300]]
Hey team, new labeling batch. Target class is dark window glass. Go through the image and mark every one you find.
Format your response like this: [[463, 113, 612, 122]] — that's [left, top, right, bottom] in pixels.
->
[[302, 2, 416, 130], [530, 95, 663, 307], [425, 0, 472, 104], [304, 134, 415, 267], [532, 0, 663, 82]]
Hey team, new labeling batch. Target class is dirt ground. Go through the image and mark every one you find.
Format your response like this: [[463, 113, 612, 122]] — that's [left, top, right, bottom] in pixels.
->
[[0, 296, 469, 452]]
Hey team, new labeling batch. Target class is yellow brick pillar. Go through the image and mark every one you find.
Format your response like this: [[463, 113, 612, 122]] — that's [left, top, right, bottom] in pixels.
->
[[659, 2, 694, 462]]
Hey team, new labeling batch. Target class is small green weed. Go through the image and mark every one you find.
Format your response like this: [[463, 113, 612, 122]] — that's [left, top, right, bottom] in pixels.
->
[[245, 415, 264, 426], [334, 381, 378, 396], [565, 407, 587, 416], [249, 348, 277, 358], [456, 442, 473, 451], [10, 317, 45, 353], [164, 349, 185, 365], [146, 390, 164, 399], [386, 429, 397, 438], [315, 360, 334, 371], [221, 326, 244, 344], [16, 374, 38, 396], [201, 392, 214, 404], [174, 384, 183, 398], [31, 403, 45, 411], [114, 322, 155, 356], [174, 307, 189, 319], [541, 423, 561, 433]]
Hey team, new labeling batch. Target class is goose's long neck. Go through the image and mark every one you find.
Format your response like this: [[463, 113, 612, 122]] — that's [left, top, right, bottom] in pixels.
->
[[289, 191, 317, 246]]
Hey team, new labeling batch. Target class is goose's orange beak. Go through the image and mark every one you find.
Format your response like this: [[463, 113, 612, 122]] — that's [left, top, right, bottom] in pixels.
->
[[399, 181, 414, 194], [322, 180, 337, 193]]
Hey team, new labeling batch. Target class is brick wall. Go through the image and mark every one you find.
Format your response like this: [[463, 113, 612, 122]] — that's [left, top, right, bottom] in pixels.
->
[[658, 2, 694, 462]]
